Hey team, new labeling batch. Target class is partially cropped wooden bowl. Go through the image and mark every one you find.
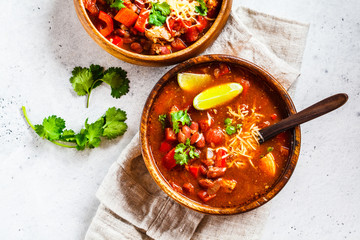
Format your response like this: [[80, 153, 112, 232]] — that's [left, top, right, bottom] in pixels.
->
[[73, 0, 233, 66], [140, 55, 301, 215]]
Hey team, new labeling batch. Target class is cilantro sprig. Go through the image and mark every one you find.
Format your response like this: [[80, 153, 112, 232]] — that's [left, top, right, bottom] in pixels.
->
[[170, 110, 191, 133], [224, 118, 241, 135], [158, 114, 167, 129], [149, 2, 171, 26], [174, 139, 200, 165], [105, 0, 125, 10], [195, 0, 208, 16], [22, 106, 127, 150], [70, 65, 129, 108]]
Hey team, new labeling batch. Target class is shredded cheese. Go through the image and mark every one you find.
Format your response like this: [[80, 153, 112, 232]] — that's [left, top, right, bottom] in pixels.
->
[[225, 104, 265, 169]]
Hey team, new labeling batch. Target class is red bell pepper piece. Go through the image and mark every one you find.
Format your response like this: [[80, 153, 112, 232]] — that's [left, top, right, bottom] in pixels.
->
[[215, 149, 227, 168], [98, 11, 114, 37], [171, 38, 187, 51], [134, 8, 150, 33], [159, 141, 172, 153], [270, 113, 278, 120], [163, 148, 176, 170], [189, 165, 200, 178], [108, 35, 123, 47], [165, 128, 177, 141], [114, 7, 139, 27]]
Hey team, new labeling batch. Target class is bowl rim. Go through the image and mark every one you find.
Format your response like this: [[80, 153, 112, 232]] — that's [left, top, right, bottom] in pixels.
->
[[74, 0, 233, 65], [140, 54, 301, 215]]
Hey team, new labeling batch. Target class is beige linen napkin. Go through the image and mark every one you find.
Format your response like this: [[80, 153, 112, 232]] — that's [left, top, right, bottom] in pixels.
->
[[85, 6, 309, 240]]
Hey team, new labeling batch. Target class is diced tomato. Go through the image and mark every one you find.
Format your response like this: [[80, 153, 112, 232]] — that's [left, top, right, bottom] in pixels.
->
[[159, 141, 172, 153], [196, 16, 208, 32], [189, 165, 200, 178], [205, 128, 224, 146], [98, 11, 114, 37], [185, 26, 200, 42], [219, 63, 230, 76], [197, 190, 216, 202], [134, 8, 150, 33], [270, 113, 278, 120], [165, 128, 177, 141], [171, 38, 187, 51], [163, 148, 176, 170], [84, 0, 99, 15], [114, 7, 139, 27], [108, 35, 123, 47], [198, 119, 213, 132], [215, 149, 227, 168]]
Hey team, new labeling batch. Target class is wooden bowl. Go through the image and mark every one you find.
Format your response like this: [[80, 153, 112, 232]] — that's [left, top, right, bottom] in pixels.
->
[[140, 55, 301, 214], [73, 0, 233, 66]]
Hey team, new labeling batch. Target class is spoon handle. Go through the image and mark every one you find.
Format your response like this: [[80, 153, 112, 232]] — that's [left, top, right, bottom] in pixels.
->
[[258, 93, 348, 144]]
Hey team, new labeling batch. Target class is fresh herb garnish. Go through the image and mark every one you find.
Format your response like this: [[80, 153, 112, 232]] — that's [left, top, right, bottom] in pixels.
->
[[236, 124, 242, 129], [267, 147, 274, 152], [195, 0, 208, 16], [158, 114, 167, 129], [170, 110, 191, 133], [224, 118, 232, 126], [149, 2, 171, 26], [106, 0, 125, 10], [174, 139, 199, 165], [225, 125, 236, 135], [22, 106, 127, 150], [70, 65, 129, 108]]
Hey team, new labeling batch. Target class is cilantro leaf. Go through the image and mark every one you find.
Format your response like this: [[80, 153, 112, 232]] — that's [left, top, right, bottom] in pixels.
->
[[102, 67, 130, 99], [75, 130, 87, 150], [195, 0, 208, 16], [103, 107, 128, 139], [225, 125, 236, 135], [85, 118, 104, 148], [224, 118, 232, 126], [158, 114, 167, 129], [90, 64, 105, 88], [61, 129, 76, 142], [267, 147, 274, 152], [149, 2, 171, 26], [170, 110, 191, 133], [70, 67, 95, 96], [174, 139, 199, 165], [109, 0, 125, 10], [35, 115, 66, 141]]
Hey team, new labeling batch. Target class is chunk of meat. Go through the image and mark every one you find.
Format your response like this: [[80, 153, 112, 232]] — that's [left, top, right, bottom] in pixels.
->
[[145, 26, 173, 43], [197, 190, 216, 202], [220, 179, 237, 193], [207, 179, 221, 195], [207, 167, 226, 179], [259, 152, 276, 176], [198, 179, 214, 189]]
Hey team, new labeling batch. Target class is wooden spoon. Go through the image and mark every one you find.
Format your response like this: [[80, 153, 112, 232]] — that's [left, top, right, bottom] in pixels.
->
[[258, 93, 348, 144]]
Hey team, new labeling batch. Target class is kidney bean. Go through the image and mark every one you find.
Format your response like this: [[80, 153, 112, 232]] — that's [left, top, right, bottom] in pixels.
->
[[182, 125, 191, 139], [199, 165, 207, 176], [197, 190, 216, 202], [198, 179, 214, 189], [190, 132, 200, 145], [207, 167, 226, 179], [170, 181, 183, 194], [190, 121, 199, 132], [195, 134, 205, 148], [177, 130, 186, 143], [130, 42, 143, 53], [183, 183, 194, 194]]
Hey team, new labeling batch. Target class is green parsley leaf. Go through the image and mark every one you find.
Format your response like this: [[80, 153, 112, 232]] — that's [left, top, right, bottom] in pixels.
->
[[195, 0, 208, 16], [102, 107, 128, 139], [158, 114, 167, 129], [149, 2, 171, 26], [267, 147, 274, 152], [225, 125, 236, 135], [170, 110, 191, 134], [102, 67, 130, 99], [35, 115, 66, 141], [224, 118, 232, 126]]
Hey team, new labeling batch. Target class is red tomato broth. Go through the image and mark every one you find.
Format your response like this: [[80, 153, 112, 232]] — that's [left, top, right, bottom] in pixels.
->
[[84, 0, 222, 55], [147, 63, 292, 208]]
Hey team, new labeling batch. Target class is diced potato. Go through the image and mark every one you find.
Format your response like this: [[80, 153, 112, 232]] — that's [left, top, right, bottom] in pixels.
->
[[259, 152, 276, 176], [220, 179, 237, 193]]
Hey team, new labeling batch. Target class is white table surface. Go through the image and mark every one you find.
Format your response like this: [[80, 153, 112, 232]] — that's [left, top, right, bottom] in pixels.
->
[[1, 0, 359, 239]]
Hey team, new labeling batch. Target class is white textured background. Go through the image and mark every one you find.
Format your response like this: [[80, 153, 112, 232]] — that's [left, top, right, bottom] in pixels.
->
[[0, 0, 359, 239]]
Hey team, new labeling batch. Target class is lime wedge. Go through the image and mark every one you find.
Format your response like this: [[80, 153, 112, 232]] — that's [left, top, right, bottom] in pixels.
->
[[178, 73, 212, 92], [193, 83, 243, 110]]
